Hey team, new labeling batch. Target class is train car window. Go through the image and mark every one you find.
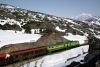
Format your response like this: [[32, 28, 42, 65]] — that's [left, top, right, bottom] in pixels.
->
[[29, 52, 31, 54], [32, 51, 34, 54], [35, 51, 37, 53], [39, 50, 41, 52], [37, 51, 39, 53], [43, 49, 45, 50], [42, 49, 45, 51], [25, 53, 27, 56], [41, 49, 43, 52], [15, 55, 18, 58], [38, 50, 40, 53], [24, 53, 28, 55], [30, 52, 32, 54], [27, 53, 29, 55]]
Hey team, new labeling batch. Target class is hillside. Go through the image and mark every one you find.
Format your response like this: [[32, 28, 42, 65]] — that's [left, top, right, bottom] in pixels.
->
[[0, 4, 100, 35]]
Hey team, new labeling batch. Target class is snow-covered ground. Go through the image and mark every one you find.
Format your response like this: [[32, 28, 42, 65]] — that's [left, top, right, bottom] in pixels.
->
[[0, 30, 41, 48], [0, 30, 100, 67]]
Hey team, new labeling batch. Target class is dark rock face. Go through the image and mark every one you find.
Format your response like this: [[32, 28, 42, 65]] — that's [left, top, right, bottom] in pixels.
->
[[85, 34, 100, 62], [84, 34, 100, 67]]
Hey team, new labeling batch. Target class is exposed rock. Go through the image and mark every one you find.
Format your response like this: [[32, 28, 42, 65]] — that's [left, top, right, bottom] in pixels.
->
[[34, 33, 67, 46], [84, 34, 100, 67], [84, 34, 100, 62], [95, 60, 100, 67]]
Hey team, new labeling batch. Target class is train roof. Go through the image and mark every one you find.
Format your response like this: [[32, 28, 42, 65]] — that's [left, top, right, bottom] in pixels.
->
[[48, 40, 79, 46], [0, 53, 6, 58], [9, 46, 47, 55]]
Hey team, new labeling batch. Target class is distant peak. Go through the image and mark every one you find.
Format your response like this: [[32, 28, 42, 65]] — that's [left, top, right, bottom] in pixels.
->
[[71, 13, 93, 21], [79, 13, 92, 17]]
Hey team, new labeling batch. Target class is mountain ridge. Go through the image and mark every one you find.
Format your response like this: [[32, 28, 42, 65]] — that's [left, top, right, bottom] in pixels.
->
[[72, 13, 100, 25], [0, 4, 100, 35]]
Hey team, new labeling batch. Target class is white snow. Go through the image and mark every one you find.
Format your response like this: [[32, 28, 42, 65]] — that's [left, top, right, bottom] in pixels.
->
[[0, 30, 41, 48], [56, 26, 67, 32], [6, 5, 14, 8], [67, 19, 75, 24], [0, 19, 21, 26]]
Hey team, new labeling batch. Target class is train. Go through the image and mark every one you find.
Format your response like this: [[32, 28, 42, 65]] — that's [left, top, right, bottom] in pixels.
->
[[0, 40, 79, 66]]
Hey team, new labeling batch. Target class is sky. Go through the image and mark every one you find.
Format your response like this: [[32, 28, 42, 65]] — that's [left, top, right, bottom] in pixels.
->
[[0, 0, 100, 18]]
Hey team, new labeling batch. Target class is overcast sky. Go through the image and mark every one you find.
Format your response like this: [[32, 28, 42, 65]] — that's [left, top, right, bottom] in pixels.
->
[[0, 0, 100, 18]]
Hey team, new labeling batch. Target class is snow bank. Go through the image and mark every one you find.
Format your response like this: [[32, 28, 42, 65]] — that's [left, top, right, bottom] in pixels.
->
[[0, 30, 41, 48], [56, 26, 66, 32]]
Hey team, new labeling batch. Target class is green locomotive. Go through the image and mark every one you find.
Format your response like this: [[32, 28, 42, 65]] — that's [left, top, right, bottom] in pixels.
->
[[47, 40, 79, 54]]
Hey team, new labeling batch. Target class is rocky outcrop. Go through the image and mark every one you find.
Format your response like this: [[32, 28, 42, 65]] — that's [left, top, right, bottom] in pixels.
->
[[84, 34, 100, 62], [84, 34, 100, 67], [34, 33, 67, 46]]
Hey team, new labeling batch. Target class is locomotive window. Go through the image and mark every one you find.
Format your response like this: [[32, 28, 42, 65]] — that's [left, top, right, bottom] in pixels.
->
[[49, 46, 53, 48]]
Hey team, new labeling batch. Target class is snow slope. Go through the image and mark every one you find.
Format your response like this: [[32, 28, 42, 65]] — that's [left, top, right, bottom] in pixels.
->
[[0, 30, 41, 48]]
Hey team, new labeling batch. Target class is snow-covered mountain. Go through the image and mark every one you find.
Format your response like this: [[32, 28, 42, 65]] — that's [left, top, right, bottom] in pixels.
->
[[72, 13, 100, 25], [0, 4, 100, 35]]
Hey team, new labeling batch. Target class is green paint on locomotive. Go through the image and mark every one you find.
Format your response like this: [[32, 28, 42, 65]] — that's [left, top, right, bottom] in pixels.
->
[[47, 40, 79, 54]]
